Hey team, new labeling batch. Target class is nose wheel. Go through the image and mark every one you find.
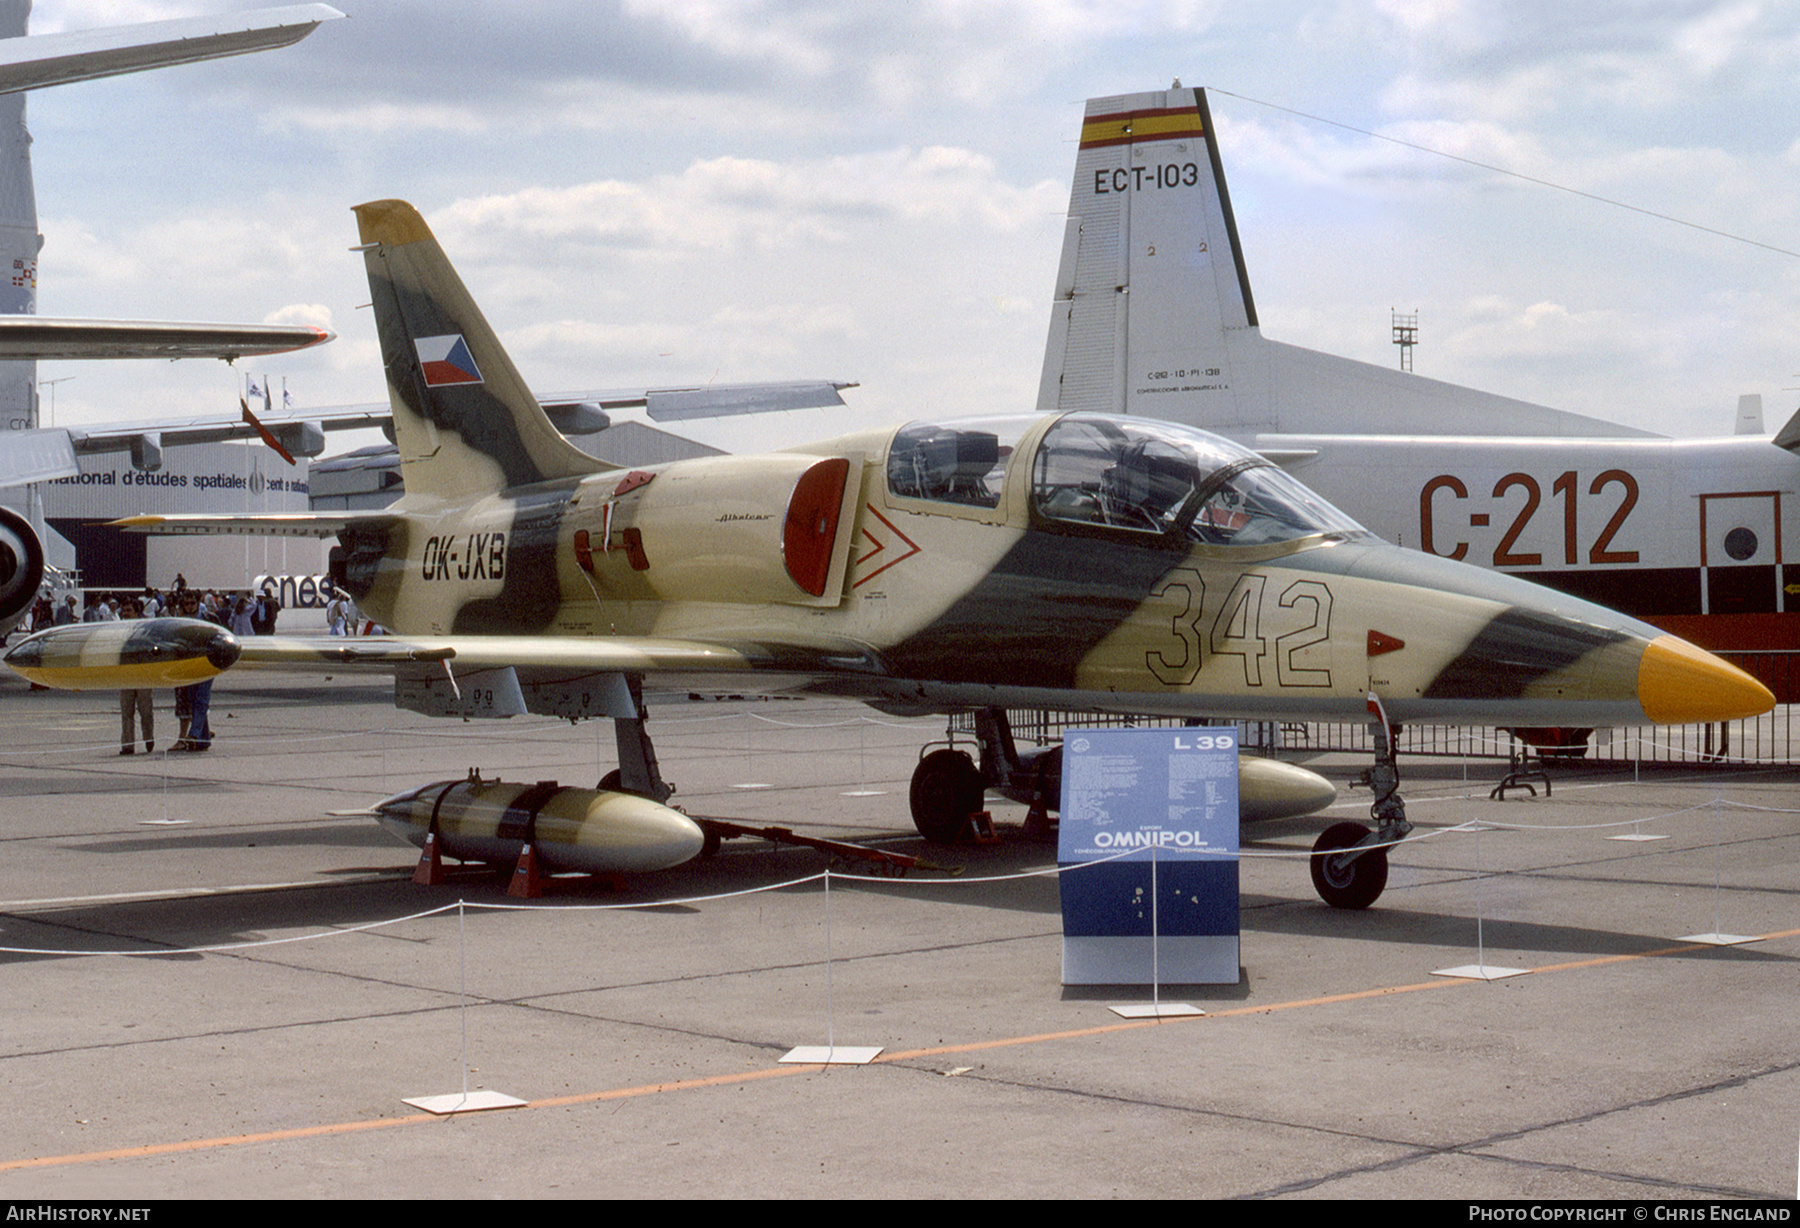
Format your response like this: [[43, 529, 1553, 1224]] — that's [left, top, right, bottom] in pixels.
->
[[1311, 698, 1412, 909], [1309, 821, 1389, 910]]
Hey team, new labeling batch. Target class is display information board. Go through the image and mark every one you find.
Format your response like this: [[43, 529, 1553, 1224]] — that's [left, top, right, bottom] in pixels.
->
[[1058, 726, 1240, 985]]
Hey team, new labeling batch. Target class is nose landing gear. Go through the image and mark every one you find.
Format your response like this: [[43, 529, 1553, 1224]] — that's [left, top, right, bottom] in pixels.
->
[[1311, 704, 1411, 910]]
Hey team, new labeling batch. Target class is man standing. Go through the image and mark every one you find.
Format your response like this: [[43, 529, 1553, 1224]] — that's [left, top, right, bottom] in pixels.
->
[[170, 591, 218, 752], [117, 599, 153, 755]]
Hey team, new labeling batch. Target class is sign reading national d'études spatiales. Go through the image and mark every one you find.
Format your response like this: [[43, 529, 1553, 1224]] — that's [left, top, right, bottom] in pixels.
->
[[1058, 727, 1240, 986]]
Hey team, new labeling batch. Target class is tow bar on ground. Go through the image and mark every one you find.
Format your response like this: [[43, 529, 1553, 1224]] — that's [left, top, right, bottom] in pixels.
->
[[695, 818, 964, 877]]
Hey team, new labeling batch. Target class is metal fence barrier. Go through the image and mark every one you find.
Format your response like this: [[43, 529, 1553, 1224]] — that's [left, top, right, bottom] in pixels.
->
[[950, 650, 1800, 768]]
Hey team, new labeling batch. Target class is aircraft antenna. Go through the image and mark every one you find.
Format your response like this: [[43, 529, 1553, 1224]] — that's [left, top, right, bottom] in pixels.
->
[[1391, 309, 1417, 373], [1210, 87, 1800, 260]]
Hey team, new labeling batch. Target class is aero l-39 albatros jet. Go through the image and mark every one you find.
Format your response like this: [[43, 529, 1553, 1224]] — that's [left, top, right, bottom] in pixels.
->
[[6, 200, 1773, 908]]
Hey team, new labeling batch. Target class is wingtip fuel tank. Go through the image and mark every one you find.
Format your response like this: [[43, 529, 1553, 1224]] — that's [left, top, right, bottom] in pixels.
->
[[3, 617, 240, 689]]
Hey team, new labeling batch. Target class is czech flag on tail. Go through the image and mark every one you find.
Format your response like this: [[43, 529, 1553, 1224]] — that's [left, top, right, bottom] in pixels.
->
[[415, 334, 483, 387]]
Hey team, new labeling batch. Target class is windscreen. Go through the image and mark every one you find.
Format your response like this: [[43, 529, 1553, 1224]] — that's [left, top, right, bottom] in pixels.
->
[[1030, 414, 1364, 546]]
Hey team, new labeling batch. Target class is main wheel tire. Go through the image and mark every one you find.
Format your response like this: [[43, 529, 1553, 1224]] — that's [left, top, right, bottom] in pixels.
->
[[909, 749, 984, 843], [1309, 821, 1389, 910]]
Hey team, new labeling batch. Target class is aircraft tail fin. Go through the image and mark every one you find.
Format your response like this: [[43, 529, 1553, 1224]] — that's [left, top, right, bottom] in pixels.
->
[[353, 199, 611, 501], [1037, 86, 1257, 420], [1735, 393, 1764, 435], [1034, 89, 1658, 440]]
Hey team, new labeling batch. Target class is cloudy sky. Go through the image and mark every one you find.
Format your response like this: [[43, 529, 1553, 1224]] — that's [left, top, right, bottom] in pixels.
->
[[18, 0, 1800, 450]]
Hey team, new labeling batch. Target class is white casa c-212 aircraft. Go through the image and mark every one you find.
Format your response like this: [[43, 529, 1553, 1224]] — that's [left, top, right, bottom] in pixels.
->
[[1038, 85, 1800, 670]]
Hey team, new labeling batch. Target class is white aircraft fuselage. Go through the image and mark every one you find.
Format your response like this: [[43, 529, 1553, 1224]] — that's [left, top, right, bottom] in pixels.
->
[[1038, 87, 1800, 664]]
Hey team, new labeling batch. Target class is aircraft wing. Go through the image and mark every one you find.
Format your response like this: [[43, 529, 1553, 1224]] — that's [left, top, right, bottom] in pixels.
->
[[0, 319, 339, 478], [241, 629, 890, 712], [109, 513, 365, 539], [0, 5, 344, 94], [0, 317, 333, 361], [76, 378, 855, 454], [311, 633, 886, 725], [243, 380, 859, 436], [237, 635, 767, 675], [55, 399, 384, 473], [43, 378, 853, 480], [538, 380, 856, 428], [0, 403, 382, 485], [0, 428, 78, 485], [2, 620, 885, 711]]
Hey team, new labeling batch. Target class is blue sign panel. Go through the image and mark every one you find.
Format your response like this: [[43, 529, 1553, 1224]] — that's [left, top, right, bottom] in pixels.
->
[[1058, 727, 1241, 985]]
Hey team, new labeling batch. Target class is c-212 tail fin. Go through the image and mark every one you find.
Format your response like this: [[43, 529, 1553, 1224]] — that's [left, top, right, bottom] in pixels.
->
[[353, 199, 609, 502], [1036, 87, 1652, 440], [1036, 87, 1262, 427]]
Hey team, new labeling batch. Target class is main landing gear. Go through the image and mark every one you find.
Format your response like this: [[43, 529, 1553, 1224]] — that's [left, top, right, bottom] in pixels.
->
[[1311, 717, 1412, 910], [907, 706, 1413, 911], [908, 708, 1058, 843], [589, 682, 964, 874], [909, 747, 985, 842], [597, 675, 675, 801]]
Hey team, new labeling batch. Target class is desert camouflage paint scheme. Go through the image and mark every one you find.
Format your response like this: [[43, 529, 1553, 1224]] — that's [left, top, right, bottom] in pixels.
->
[[3, 615, 240, 689], [6, 198, 1771, 903], [20, 198, 1770, 731]]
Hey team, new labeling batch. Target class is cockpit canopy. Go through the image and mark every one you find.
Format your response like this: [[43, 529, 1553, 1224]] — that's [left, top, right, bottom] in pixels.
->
[[887, 413, 1365, 547]]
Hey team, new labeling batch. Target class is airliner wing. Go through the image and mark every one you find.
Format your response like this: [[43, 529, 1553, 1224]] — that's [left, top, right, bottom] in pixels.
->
[[0, 4, 344, 94], [538, 380, 856, 429], [0, 319, 337, 478], [0, 318, 333, 360], [9, 376, 850, 486], [69, 402, 384, 450], [106, 379, 858, 443], [0, 406, 381, 485], [58, 400, 383, 473]]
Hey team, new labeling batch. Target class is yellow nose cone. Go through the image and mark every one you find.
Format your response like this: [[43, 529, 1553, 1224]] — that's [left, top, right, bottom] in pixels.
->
[[1637, 635, 1775, 724]]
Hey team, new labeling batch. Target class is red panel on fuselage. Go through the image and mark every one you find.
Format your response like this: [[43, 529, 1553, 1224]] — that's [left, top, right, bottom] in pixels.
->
[[784, 458, 850, 598]]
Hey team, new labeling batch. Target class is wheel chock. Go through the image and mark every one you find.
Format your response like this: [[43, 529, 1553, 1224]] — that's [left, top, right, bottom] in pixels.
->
[[508, 842, 544, 898], [413, 830, 447, 885], [968, 810, 1000, 844]]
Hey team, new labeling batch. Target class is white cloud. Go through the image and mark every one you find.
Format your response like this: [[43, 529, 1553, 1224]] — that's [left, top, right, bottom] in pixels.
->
[[10, 0, 1800, 447]]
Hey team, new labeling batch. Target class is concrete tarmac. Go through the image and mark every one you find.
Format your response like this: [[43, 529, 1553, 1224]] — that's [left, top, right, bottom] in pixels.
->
[[0, 671, 1794, 1200]]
